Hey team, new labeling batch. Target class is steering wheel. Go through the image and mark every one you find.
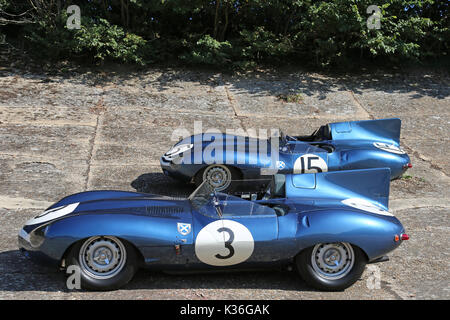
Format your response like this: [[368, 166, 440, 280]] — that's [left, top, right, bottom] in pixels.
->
[[273, 206, 286, 216]]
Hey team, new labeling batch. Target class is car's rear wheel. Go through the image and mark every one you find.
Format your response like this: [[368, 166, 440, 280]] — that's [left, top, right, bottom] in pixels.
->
[[195, 165, 240, 192], [296, 242, 367, 291], [66, 236, 138, 291]]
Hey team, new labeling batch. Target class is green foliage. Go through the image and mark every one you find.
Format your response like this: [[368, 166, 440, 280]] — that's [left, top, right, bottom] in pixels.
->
[[182, 34, 232, 66], [73, 19, 146, 65], [238, 27, 293, 62], [0, 0, 447, 68], [277, 90, 304, 103], [24, 16, 75, 59], [23, 15, 146, 65]]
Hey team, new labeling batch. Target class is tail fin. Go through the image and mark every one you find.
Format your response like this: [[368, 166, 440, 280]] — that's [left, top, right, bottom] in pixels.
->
[[329, 118, 401, 146], [285, 168, 391, 209]]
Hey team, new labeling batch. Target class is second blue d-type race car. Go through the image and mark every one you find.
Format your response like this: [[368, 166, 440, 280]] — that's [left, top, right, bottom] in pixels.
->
[[19, 167, 409, 291], [161, 118, 412, 191]]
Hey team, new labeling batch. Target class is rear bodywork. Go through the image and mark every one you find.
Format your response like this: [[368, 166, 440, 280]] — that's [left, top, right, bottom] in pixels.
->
[[160, 118, 411, 183], [19, 168, 407, 273]]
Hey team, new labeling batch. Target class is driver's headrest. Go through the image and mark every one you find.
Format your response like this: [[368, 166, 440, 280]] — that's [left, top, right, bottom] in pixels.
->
[[323, 125, 332, 140], [271, 174, 286, 198]]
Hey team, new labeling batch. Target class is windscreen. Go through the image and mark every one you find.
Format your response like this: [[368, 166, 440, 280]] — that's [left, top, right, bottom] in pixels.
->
[[188, 179, 277, 217]]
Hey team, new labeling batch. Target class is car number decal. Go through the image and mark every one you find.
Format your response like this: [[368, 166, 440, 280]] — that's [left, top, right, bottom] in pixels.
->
[[341, 198, 394, 216], [293, 154, 328, 174], [373, 142, 406, 155], [195, 220, 254, 266]]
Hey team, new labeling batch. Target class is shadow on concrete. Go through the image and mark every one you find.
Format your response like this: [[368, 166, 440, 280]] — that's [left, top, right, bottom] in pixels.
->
[[224, 69, 449, 100], [130, 172, 195, 198], [1, 65, 448, 101], [0, 249, 318, 293]]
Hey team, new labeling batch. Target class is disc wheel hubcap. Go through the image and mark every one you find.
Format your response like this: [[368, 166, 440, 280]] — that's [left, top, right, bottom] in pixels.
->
[[311, 242, 354, 280], [79, 236, 127, 280]]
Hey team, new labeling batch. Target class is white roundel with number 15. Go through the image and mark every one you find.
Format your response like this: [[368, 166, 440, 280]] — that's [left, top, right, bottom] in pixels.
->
[[293, 154, 328, 174], [195, 220, 254, 266]]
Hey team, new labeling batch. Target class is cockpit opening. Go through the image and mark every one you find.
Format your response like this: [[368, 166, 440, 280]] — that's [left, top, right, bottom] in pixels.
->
[[295, 125, 332, 142], [189, 175, 290, 216]]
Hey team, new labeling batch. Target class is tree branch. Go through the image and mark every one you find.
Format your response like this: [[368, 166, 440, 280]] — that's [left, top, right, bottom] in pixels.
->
[[0, 17, 35, 26]]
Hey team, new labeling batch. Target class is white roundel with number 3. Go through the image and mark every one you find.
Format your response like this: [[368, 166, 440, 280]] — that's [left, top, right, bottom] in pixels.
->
[[293, 154, 328, 174], [195, 220, 254, 266]]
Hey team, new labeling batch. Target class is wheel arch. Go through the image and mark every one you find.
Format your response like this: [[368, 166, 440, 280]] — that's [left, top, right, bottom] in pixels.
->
[[60, 236, 146, 269], [45, 215, 155, 269], [293, 209, 403, 261], [294, 241, 369, 264]]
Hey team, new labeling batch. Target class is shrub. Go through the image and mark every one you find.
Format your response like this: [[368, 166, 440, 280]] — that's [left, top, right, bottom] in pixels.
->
[[181, 34, 232, 66], [72, 18, 146, 65], [0, 0, 447, 68]]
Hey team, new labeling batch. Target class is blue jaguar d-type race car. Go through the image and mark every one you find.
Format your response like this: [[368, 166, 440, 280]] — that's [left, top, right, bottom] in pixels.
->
[[161, 118, 411, 191], [19, 167, 408, 291]]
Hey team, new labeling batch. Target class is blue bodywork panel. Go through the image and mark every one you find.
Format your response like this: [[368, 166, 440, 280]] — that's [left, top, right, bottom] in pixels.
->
[[19, 168, 406, 272], [286, 168, 390, 208], [330, 118, 401, 145], [160, 118, 411, 182]]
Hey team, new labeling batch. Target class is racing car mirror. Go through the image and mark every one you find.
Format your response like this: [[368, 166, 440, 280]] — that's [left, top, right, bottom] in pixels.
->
[[212, 193, 223, 217]]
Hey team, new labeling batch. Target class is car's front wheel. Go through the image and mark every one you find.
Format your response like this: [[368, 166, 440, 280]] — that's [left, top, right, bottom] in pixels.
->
[[65, 236, 138, 291], [296, 242, 367, 291], [195, 164, 240, 192]]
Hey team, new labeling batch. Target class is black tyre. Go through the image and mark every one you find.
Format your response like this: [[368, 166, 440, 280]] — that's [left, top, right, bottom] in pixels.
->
[[194, 165, 240, 192], [296, 242, 367, 291], [65, 236, 138, 291]]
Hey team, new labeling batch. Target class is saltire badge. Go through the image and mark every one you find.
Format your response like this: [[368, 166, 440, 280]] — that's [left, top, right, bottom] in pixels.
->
[[276, 161, 286, 170], [177, 223, 192, 236]]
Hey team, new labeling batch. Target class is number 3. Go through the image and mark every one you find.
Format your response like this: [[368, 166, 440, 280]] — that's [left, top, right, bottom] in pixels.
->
[[215, 227, 235, 259], [195, 220, 254, 266]]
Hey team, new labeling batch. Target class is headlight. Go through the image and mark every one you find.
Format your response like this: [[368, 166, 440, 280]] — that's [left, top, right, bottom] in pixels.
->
[[164, 143, 193, 159], [29, 225, 49, 248]]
